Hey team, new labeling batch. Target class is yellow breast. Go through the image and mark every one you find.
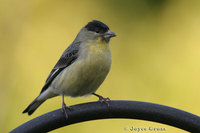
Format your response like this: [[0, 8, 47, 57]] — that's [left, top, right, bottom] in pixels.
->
[[80, 37, 112, 70]]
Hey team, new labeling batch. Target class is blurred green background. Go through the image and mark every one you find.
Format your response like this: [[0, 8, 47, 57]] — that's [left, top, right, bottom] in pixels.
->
[[1, 0, 200, 132]]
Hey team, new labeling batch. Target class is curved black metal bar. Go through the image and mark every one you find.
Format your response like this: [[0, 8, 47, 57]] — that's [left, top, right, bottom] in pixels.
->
[[11, 100, 200, 133]]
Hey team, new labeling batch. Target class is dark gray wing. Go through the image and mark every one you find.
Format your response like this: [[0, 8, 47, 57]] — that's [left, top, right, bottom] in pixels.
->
[[40, 41, 81, 93]]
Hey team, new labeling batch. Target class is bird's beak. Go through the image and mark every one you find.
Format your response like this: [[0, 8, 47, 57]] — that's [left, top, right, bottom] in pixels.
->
[[104, 30, 116, 38]]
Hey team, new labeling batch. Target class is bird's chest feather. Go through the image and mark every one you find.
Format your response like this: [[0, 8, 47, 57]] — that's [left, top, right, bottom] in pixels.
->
[[79, 41, 112, 77]]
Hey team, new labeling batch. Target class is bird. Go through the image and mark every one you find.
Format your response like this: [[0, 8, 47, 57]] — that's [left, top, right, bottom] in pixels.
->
[[23, 20, 116, 118]]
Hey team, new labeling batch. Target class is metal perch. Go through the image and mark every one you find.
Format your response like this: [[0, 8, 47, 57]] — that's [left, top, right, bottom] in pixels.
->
[[10, 100, 200, 133]]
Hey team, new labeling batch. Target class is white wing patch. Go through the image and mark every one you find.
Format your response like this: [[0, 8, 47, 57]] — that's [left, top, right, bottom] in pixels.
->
[[50, 69, 59, 79]]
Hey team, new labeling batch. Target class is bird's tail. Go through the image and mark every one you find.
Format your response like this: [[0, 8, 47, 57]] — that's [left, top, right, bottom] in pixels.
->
[[23, 96, 46, 115]]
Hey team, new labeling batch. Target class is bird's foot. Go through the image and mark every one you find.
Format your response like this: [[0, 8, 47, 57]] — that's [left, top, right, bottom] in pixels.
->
[[98, 96, 110, 107], [92, 93, 110, 107], [62, 102, 72, 120]]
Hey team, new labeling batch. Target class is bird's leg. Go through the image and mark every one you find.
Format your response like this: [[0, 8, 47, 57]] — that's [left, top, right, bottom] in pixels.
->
[[61, 94, 71, 119], [92, 93, 110, 107]]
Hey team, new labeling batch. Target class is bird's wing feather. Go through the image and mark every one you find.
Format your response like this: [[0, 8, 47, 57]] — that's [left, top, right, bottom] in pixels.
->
[[40, 42, 81, 93]]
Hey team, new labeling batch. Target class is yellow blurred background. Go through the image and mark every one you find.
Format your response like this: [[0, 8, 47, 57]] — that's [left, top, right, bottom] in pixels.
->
[[1, 0, 200, 132]]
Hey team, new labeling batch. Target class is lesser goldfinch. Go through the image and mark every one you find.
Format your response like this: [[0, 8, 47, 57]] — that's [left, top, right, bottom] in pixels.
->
[[23, 20, 116, 118]]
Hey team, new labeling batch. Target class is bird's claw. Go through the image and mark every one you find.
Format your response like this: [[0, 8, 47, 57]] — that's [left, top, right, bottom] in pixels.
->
[[98, 96, 110, 107], [62, 103, 72, 119]]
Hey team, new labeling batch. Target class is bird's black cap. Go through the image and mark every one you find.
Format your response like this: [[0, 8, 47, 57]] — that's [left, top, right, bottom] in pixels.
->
[[85, 20, 109, 34]]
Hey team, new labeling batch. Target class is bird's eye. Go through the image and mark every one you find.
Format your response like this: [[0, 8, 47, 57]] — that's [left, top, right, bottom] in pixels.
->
[[95, 28, 100, 33]]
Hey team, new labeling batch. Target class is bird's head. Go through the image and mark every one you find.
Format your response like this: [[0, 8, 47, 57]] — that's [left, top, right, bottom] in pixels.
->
[[76, 20, 116, 43]]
